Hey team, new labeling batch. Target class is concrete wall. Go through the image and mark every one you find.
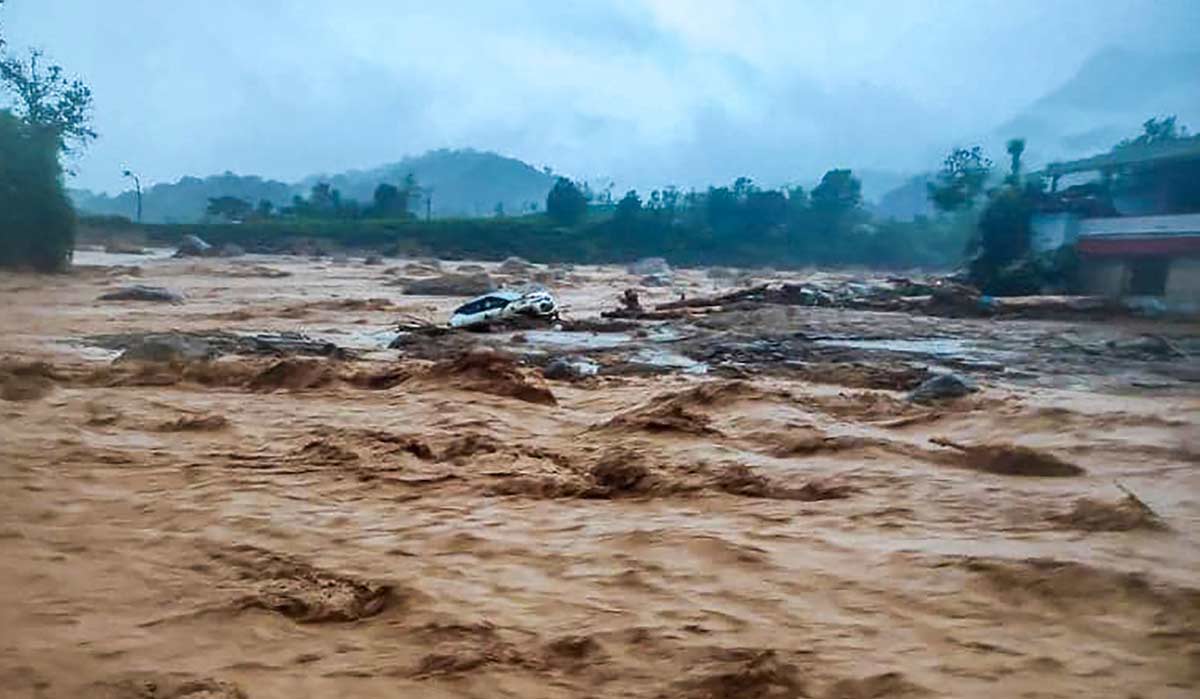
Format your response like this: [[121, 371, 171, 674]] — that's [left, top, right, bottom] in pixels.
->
[[1031, 213, 1079, 253], [1166, 257, 1200, 310], [1080, 258, 1127, 297]]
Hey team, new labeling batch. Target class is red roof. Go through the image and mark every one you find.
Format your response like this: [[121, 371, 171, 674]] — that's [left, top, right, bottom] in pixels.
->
[[1077, 235, 1200, 256]]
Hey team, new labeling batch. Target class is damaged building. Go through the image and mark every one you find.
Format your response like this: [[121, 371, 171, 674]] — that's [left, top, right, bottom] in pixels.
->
[[1033, 137, 1200, 312]]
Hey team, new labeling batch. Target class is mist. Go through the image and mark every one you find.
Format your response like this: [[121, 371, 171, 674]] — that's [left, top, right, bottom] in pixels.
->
[[5, 0, 1199, 194]]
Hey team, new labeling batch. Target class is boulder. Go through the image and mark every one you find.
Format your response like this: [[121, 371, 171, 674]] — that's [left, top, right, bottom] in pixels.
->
[[907, 373, 978, 404], [217, 243, 245, 258], [627, 257, 671, 276], [117, 333, 215, 362], [363, 253, 384, 266], [174, 234, 214, 258], [543, 356, 600, 381], [639, 274, 672, 287], [497, 256, 536, 274], [98, 285, 184, 303], [402, 273, 497, 297]]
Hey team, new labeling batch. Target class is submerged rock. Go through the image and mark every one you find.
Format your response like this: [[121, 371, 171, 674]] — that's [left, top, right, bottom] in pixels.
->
[[401, 273, 497, 297], [627, 257, 671, 276], [98, 285, 184, 303], [543, 356, 600, 381], [497, 256, 536, 274], [174, 234, 214, 257], [117, 333, 216, 362], [907, 372, 977, 403]]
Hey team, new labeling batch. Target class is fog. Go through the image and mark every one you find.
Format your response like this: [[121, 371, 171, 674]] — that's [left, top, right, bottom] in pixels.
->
[[5, 0, 1198, 194]]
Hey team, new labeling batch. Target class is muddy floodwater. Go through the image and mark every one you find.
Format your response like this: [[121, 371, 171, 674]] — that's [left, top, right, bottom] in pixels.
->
[[1, 252, 1198, 698]]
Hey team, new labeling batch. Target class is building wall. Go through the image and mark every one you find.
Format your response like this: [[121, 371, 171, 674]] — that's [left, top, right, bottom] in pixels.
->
[[1080, 258, 1127, 297], [1030, 213, 1079, 253], [1166, 257, 1200, 309]]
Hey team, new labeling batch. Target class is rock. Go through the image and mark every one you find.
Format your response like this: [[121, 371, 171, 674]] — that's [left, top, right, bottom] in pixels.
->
[[174, 234, 214, 257], [402, 273, 497, 297], [330, 252, 350, 264], [627, 257, 671, 276], [103, 240, 148, 255], [456, 263, 486, 274], [497, 256, 536, 274], [543, 356, 600, 381], [640, 274, 672, 287], [1106, 334, 1183, 359], [401, 261, 442, 276], [907, 372, 978, 404], [116, 333, 215, 362], [217, 243, 245, 258], [363, 253, 384, 266], [98, 285, 184, 303]]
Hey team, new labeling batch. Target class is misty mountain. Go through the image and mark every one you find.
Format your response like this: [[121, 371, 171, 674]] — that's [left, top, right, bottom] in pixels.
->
[[993, 47, 1200, 165], [70, 173, 295, 224], [299, 149, 556, 218], [71, 150, 557, 223]]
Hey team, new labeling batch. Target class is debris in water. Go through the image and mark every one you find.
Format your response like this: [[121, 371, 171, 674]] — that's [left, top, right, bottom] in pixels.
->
[[98, 285, 184, 303]]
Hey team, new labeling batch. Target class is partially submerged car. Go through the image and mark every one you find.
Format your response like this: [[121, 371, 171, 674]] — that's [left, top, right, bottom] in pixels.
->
[[449, 286, 559, 328]]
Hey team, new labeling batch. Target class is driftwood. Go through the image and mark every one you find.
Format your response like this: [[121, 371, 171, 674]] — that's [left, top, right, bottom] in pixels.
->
[[655, 285, 770, 311]]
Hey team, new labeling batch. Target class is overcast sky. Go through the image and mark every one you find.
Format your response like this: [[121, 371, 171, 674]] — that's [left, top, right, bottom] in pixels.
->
[[4, 0, 1198, 193]]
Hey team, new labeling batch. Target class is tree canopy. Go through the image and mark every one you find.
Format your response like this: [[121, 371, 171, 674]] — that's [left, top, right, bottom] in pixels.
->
[[546, 177, 588, 225]]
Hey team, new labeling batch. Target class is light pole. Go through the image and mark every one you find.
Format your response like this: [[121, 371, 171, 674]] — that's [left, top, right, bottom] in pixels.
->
[[122, 169, 142, 223]]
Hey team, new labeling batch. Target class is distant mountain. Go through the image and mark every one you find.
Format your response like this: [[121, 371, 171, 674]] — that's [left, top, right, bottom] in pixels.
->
[[300, 149, 557, 218], [870, 173, 935, 222], [71, 173, 295, 224], [994, 47, 1200, 166], [71, 149, 558, 223]]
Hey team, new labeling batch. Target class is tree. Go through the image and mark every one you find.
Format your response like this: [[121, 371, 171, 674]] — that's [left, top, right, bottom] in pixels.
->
[[1116, 116, 1188, 150], [205, 196, 252, 222], [811, 169, 862, 215], [1005, 138, 1025, 184], [546, 177, 587, 225], [614, 189, 642, 224], [0, 48, 95, 153], [255, 199, 274, 219], [0, 19, 93, 272], [371, 182, 411, 218], [0, 111, 75, 271], [927, 147, 991, 213]]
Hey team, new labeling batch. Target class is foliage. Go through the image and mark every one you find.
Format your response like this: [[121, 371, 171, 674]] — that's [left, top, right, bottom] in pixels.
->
[[546, 177, 588, 225], [1005, 138, 1025, 184], [205, 195, 253, 222], [0, 110, 76, 271], [0, 48, 95, 153], [927, 146, 992, 213], [1115, 116, 1189, 151]]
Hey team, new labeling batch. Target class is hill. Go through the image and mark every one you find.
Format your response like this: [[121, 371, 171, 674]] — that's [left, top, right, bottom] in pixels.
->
[[71, 150, 558, 223], [70, 173, 295, 224], [993, 47, 1200, 164], [300, 149, 557, 218]]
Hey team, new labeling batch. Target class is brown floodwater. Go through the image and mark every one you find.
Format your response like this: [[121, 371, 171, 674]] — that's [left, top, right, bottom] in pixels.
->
[[1, 252, 1197, 698]]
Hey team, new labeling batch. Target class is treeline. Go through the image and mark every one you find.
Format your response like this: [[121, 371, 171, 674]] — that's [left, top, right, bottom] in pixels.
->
[[534, 171, 973, 268], [205, 175, 423, 222]]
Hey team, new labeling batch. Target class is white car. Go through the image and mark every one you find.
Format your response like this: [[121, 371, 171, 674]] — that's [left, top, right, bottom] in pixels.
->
[[449, 287, 559, 328]]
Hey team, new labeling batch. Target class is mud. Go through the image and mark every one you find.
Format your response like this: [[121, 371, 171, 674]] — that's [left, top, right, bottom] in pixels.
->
[[1, 253, 1198, 699]]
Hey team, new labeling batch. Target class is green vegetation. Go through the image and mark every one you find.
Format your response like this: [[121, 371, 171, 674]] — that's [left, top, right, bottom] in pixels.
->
[[0, 111, 76, 271], [0, 14, 93, 272]]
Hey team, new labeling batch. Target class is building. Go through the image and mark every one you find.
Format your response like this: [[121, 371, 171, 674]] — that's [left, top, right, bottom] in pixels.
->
[[1031, 136, 1200, 312]]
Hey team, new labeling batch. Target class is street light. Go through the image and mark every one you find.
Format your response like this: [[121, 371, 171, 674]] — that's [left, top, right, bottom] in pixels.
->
[[122, 169, 142, 223]]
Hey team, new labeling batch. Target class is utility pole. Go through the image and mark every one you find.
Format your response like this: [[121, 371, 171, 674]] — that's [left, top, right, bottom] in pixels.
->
[[122, 169, 142, 223]]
